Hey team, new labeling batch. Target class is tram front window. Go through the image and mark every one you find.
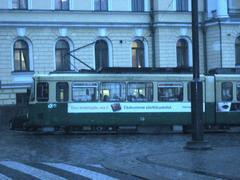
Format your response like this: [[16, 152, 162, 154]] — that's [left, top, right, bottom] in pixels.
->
[[100, 82, 126, 102], [158, 83, 183, 102], [72, 82, 98, 102], [127, 82, 153, 102], [37, 82, 49, 102]]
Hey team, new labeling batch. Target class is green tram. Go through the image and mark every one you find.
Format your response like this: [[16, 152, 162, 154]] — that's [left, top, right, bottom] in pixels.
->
[[25, 68, 240, 132]]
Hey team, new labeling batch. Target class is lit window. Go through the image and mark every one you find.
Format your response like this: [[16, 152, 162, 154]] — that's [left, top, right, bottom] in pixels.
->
[[100, 83, 126, 102], [14, 40, 29, 71], [177, 39, 189, 68], [176, 0, 188, 11], [127, 82, 153, 102], [72, 82, 98, 102], [235, 37, 240, 66], [12, 0, 28, 10], [55, 40, 70, 71], [132, 40, 144, 68], [55, 0, 69, 10], [222, 82, 233, 101], [94, 0, 108, 11], [158, 83, 183, 102], [56, 82, 69, 102], [132, 0, 144, 12], [37, 82, 49, 102], [95, 40, 109, 70]]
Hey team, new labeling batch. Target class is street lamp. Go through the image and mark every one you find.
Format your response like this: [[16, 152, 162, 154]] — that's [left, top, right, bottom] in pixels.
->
[[185, 0, 211, 150]]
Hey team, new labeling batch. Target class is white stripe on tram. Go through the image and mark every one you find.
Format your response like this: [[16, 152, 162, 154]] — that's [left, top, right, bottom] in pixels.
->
[[0, 161, 67, 180], [0, 173, 12, 180], [44, 163, 118, 180]]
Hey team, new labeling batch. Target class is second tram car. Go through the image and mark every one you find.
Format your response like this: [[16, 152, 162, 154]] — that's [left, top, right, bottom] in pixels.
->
[[25, 68, 240, 132]]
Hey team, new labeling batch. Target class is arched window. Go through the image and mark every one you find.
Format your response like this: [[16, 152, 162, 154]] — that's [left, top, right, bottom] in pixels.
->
[[14, 40, 29, 71], [55, 40, 70, 71], [132, 40, 144, 68], [95, 40, 109, 70], [177, 39, 189, 68], [235, 37, 240, 66]]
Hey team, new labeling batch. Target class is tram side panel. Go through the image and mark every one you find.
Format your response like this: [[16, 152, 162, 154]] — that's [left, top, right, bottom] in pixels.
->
[[205, 76, 216, 124]]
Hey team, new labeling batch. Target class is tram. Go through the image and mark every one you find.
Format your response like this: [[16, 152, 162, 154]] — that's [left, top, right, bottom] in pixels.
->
[[24, 68, 240, 132]]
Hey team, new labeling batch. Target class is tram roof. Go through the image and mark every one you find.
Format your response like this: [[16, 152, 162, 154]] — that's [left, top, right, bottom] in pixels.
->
[[49, 67, 193, 74], [208, 68, 240, 74]]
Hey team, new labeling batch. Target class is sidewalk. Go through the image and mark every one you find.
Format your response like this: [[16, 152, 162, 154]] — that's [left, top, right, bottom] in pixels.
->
[[103, 133, 240, 179]]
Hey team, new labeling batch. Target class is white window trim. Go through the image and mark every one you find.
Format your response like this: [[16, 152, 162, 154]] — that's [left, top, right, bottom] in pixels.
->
[[53, 37, 74, 71], [176, 37, 193, 67], [93, 38, 113, 69], [130, 37, 149, 68], [11, 37, 34, 72]]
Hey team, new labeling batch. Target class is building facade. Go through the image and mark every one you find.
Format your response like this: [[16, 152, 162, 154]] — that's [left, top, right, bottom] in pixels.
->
[[0, 0, 238, 107]]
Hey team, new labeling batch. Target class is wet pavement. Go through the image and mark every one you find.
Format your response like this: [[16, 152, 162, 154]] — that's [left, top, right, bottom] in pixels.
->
[[0, 126, 239, 179]]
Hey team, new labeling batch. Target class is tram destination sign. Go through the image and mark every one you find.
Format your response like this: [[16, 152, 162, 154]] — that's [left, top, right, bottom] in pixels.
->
[[67, 102, 194, 113]]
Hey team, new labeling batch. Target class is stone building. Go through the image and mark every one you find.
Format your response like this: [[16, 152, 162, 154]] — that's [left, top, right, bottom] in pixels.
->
[[0, 0, 238, 108]]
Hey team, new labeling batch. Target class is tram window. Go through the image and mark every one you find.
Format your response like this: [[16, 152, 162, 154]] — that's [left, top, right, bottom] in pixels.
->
[[37, 82, 49, 102], [56, 82, 69, 102], [72, 82, 98, 102], [158, 83, 183, 102], [237, 83, 240, 101], [100, 82, 126, 102], [29, 81, 35, 101], [222, 82, 233, 101], [127, 82, 153, 102]]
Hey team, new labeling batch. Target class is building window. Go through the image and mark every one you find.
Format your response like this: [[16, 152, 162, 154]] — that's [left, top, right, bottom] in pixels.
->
[[14, 40, 29, 72], [94, 0, 108, 11], [177, 39, 189, 68], [235, 37, 240, 66], [132, 0, 144, 12], [176, 0, 188, 11], [95, 40, 109, 70], [132, 40, 144, 68], [55, 0, 69, 10], [55, 40, 70, 71], [12, 0, 28, 9], [16, 93, 30, 105]]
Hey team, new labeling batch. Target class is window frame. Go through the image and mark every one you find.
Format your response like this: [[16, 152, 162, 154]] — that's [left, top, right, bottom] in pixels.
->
[[37, 82, 49, 102], [235, 37, 240, 66], [72, 82, 99, 102], [14, 40, 30, 72], [237, 83, 240, 101], [100, 82, 126, 102], [221, 82, 233, 102], [56, 82, 69, 102], [55, 40, 70, 71], [12, 0, 28, 10], [176, 0, 189, 12], [158, 82, 184, 102], [131, 0, 144, 12], [94, 0, 108, 11], [132, 40, 145, 68], [127, 82, 153, 102], [55, 0, 69, 10]]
